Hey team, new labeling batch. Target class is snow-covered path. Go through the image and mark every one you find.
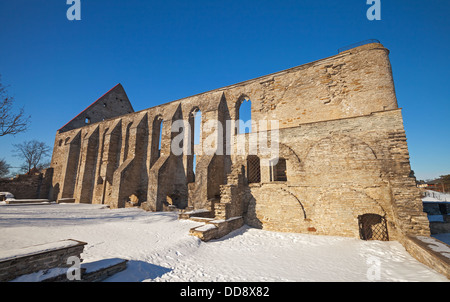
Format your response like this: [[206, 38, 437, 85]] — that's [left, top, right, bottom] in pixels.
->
[[0, 203, 447, 282]]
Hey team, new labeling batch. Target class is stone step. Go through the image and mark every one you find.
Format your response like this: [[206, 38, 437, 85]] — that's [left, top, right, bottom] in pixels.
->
[[178, 209, 213, 220], [189, 224, 218, 242], [81, 258, 128, 282], [11, 258, 128, 282], [189, 217, 244, 242], [5, 199, 50, 205], [189, 217, 214, 223], [57, 198, 76, 204]]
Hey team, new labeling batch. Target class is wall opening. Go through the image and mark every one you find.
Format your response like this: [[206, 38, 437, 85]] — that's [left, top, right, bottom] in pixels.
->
[[155, 116, 163, 158], [189, 108, 201, 183], [151, 115, 163, 167], [192, 154, 197, 182], [247, 155, 261, 184], [358, 214, 389, 241], [158, 120, 163, 157], [193, 109, 202, 146], [271, 158, 287, 182], [237, 97, 252, 134], [123, 123, 132, 162]]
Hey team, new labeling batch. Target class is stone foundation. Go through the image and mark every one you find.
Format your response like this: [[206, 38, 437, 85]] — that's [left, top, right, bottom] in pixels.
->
[[0, 239, 87, 282]]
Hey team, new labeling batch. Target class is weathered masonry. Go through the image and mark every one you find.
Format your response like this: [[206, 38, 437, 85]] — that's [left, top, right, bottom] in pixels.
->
[[50, 42, 431, 242]]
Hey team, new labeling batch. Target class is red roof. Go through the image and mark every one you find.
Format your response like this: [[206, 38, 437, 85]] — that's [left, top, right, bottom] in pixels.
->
[[58, 83, 122, 131]]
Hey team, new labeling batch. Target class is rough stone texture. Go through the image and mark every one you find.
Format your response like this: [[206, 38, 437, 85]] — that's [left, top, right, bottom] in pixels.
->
[[79, 258, 128, 282], [0, 239, 86, 282], [400, 236, 450, 279], [241, 109, 430, 240], [189, 217, 244, 242], [58, 84, 134, 133], [49, 42, 430, 242], [0, 169, 53, 200]]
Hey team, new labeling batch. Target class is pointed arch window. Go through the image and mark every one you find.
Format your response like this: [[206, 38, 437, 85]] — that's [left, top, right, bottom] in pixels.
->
[[151, 115, 164, 166], [193, 109, 202, 146], [188, 108, 202, 183], [236, 97, 252, 134], [158, 120, 163, 155]]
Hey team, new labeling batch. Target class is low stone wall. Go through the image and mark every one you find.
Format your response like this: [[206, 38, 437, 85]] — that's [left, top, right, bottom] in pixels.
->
[[5, 199, 50, 204], [399, 235, 450, 279], [178, 209, 214, 220], [189, 217, 244, 242], [0, 169, 53, 200], [80, 258, 128, 282], [0, 239, 87, 282]]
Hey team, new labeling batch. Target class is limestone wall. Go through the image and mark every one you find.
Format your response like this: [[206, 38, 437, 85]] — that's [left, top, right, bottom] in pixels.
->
[[58, 84, 134, 133], [49, 42, 429, 239], [0, 239, 86, 282], [241, 109, 429, 240], [0, 169, 53, 200]]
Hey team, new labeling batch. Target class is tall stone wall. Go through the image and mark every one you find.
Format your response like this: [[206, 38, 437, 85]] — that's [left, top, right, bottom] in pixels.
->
[[242, 109, 429, 240], [0, 169, 53, 200], [49, 42, 430, 239]]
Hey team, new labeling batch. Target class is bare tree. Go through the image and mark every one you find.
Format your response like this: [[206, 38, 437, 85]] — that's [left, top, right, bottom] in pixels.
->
[[13, 140, 51, 174], [0, 159, 10, 178], [18, 160, 51, 174], [0, 75, 31, 137]]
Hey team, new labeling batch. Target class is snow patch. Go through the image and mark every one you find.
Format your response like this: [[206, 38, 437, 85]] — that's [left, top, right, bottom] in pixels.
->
[[0, 204, 448, 282], [0, 239, 84, 262]]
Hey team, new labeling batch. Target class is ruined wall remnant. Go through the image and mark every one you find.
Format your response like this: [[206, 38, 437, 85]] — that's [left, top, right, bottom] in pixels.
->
[[0, 169, 53, 200], [49, 42, 430, 241], [58, 84, 134, 133]]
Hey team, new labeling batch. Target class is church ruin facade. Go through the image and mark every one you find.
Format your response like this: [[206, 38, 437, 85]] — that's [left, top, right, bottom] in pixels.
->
[[49, 42, 431, 242]]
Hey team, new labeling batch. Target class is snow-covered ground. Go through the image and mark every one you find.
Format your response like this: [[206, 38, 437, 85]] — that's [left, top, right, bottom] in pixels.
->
[[0, 203, 448, 282], [424, 190, 450, 202]]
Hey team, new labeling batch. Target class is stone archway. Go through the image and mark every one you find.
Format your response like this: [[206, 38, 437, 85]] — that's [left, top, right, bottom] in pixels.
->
[[358, 213, 389, 241]]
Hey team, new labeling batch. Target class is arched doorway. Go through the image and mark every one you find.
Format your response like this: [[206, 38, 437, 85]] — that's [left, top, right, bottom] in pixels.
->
[[358, 214, 389, 241]]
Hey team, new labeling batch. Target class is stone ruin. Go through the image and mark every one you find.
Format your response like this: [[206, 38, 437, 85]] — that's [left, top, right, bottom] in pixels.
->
[[49, 41, 431, 243]]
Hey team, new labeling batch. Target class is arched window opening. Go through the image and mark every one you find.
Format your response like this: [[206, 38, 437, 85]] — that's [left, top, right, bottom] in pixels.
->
[[123, 123, 132, 162], [157, 118, 163, 158], [358, 214, 389, 241], [158, 121, 163, 156], [192, 154, 197, 182], [190, 108, 201, 182], [193, 109, 202, 146], [271, 158, 287, 182], [247, 155, 261, 184], [151, 115, 163, 164], [237, 98, 252, 134], [85, 117, 91, 125]]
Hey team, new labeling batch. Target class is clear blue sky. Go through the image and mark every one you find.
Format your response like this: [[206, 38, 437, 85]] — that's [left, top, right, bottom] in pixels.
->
[[0, 0, 449, 180]]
